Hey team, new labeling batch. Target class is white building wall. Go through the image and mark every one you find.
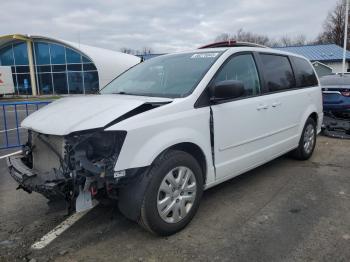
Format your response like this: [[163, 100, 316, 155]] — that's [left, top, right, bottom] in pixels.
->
[[58, 40, 141, 89], [324, 61, 348, 73]]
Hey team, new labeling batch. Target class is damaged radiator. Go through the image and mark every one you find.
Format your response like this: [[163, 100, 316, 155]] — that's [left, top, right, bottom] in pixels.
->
[[32, 132, 66, 174]]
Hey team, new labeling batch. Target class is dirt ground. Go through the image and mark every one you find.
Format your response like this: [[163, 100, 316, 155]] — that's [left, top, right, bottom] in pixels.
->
[[0, 135, 349, 262]]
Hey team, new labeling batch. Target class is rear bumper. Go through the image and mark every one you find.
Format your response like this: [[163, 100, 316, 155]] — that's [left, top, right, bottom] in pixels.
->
[[323, 103, 350, 112]]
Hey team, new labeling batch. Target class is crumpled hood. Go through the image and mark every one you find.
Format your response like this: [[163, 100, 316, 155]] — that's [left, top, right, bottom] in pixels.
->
[[21, 95, 172, 135]]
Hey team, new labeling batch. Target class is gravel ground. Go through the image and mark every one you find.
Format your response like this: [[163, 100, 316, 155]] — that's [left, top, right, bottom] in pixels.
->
[[0, 136, 349, 262]]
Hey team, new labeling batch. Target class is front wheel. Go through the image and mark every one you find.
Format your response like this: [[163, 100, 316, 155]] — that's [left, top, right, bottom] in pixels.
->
[[139, 150, 203, 236], [291, 117, 317, 160]]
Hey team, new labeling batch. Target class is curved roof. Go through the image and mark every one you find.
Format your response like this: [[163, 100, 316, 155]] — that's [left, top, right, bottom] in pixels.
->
[[0, 34, 141, 88]]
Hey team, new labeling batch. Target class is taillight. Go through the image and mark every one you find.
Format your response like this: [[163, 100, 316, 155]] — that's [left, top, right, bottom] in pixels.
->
[[341, 91, 350, 97]]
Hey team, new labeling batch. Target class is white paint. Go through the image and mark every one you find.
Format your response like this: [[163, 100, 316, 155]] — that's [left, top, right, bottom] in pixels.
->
[[0, 66, 15, 95], [21, 95, 172, 135], [109, 48, 322, 186], [0, 127, 23, 133], [31, 209, 92, 250], [326, 62, 348, 74], [19, 47, 323, 190], [0, 150, 21, 160]]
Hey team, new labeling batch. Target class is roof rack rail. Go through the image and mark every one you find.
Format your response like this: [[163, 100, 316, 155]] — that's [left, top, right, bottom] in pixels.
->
[[198, 40, 267, 49]]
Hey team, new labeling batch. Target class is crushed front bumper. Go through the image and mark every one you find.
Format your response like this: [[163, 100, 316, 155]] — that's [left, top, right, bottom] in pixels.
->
[[7, 155, 66, 200]]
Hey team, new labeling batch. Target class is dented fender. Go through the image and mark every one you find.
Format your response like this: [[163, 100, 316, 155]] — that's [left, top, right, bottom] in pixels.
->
[[107, 106, 216, 185]]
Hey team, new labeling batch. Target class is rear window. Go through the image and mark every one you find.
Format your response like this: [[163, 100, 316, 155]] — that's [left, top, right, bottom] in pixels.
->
[[292, 57, 318, 87], [260, 54, 295, 92]]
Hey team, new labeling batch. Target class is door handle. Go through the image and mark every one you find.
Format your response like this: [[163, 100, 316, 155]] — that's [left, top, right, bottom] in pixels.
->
[[256, 104, 269, 110], [272, 101, 282, 107]]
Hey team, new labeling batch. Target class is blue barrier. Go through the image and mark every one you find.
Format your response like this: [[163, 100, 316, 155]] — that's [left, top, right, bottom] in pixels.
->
[[0, 101, 51, 150]]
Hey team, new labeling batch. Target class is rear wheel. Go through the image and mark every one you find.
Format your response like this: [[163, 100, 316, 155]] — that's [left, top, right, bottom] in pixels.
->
[[139, 150, 203, 236], [291, 117, 317, 160]]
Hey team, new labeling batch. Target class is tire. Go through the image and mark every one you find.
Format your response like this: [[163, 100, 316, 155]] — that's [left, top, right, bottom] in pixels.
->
[[291, 117, 317, 160], [139, 150, 204, 236]]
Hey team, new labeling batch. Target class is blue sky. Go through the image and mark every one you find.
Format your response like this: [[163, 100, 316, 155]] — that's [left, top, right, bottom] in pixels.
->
[[0, 0, 337, 52]]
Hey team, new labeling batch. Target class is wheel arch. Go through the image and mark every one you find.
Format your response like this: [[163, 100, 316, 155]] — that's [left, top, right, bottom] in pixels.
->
[[298, 105, 320, 138], [309, 112, 318, 126], [158, 142, 208, 184]]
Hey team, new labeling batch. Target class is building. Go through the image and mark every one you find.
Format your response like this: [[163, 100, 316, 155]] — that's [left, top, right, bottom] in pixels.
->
[[311, 61, 333, 77], [0, 34, 140, 96], [275, 44, 350, 76]]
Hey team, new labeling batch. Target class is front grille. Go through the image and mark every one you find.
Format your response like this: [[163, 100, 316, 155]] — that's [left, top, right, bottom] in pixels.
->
[[32, 132, 65, 174]]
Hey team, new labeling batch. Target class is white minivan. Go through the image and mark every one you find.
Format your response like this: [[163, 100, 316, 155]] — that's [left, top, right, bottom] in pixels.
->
[[7, 42, 323, 236]]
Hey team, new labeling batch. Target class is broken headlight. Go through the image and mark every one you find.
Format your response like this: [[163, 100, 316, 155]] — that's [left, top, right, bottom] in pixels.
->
[[66, 130, 127, 176]]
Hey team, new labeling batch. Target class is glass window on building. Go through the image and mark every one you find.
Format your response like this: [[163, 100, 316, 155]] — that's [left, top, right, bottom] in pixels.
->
[[37, 65, 51, 73], [82, 56, 91, 63], [15, 66, 30, 73], [0, 39, 99, 96], [16, 74, 32, 95], [13, 43, 29, 65], [34, 42, 50, 65], [84, 71, 99, 94], [37, 73, 53, 94], [68, 71, 84, 94], [0, 45, 15, 66], [83, 63, 97, 71], [53, 73, 68, 94], [66, 48, 81, 63], [50, 44, 65, 64]]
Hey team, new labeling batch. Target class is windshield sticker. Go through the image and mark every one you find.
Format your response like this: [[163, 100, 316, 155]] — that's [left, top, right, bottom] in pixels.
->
[[191, 53, 219, 59]]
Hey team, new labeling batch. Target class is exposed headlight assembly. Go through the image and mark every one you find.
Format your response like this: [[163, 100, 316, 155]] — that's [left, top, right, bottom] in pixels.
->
[[66, 130, 127, 177]]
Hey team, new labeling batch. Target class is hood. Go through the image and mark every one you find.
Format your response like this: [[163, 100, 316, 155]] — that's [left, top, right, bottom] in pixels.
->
[[21, 95, 172, 135]]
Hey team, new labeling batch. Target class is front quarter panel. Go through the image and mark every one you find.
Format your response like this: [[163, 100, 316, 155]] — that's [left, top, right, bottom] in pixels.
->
[[108, 106, 215, 184]]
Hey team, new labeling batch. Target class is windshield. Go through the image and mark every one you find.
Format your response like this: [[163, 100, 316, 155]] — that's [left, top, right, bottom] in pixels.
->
[[100, 51, 223, 98]]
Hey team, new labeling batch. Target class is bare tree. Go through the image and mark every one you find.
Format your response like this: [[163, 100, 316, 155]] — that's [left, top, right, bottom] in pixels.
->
[[214, 29, 309, 47], [317, 0, 347, 46], [276, 34, 307, 47], [120, 47, 153, 55], [120, 47, 135, 54], [235, 29, 270, 46], [215, 33, 230, 42], [141, 47, 153, 55], [214, 29, 270, 46]]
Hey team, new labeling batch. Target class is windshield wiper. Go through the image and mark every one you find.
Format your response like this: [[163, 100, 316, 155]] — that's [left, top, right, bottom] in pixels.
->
[[112, 91, 135, 95]]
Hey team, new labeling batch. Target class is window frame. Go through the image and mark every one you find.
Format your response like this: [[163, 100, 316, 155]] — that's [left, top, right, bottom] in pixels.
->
[[195, 51, 264, 107], [289, 56, 318, 88], [256, 52, 297, 94]]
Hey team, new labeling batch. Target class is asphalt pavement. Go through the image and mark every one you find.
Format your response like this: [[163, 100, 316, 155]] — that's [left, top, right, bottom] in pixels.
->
[[0, 135, 349, 262]]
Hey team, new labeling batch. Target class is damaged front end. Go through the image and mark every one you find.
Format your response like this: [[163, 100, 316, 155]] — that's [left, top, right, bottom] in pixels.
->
[[7, 129, 128, 212]]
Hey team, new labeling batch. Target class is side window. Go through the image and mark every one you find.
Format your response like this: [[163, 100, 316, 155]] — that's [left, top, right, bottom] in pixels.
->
[[213, 54, 261, 97], [291, 56, 318, 87], [260, 54, 295, 92]]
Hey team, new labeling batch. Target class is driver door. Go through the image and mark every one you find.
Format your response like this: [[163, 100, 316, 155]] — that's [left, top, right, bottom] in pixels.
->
[[211, 53, 276, 181]]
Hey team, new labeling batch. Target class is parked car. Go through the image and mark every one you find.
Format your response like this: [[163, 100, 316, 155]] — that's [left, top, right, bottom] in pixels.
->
[[320, 74, 350, 117], [7, 42, 323, 236]]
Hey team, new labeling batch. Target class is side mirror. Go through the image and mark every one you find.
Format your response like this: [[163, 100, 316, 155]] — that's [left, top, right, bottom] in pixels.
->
[[210, 80, 245, 102]]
